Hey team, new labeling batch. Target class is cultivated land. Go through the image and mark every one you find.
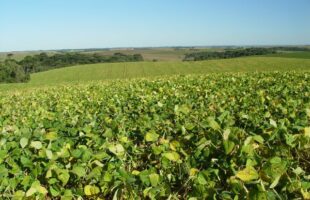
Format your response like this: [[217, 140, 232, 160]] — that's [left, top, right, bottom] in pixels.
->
[[0, 72, 309, 199], [82, 48, 310, 61], [0, 48, 204, 62], [0, 55, 310, 199], [1, 56, 310, 92], [1, 47, 310, 62]]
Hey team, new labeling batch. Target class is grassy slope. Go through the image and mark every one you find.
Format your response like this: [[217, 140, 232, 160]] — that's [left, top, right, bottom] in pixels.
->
[[1, 57, 310, 92]]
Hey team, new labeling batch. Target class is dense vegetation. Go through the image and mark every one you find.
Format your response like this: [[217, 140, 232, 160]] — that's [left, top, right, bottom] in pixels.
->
[[0, 72, 309, 199], [271, 46, 310, 52], [0, 53, 143, 83], [183, 48, 276, 61], [0, 59, 29, 83], [19, 52, 143, 73]]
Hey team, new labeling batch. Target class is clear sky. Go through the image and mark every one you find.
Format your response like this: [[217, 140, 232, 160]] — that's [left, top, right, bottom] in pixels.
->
[[0, 0, 309, 52]]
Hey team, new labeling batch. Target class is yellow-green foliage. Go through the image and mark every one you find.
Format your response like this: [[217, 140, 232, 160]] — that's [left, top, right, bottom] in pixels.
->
[[0, 72, 309, 199]]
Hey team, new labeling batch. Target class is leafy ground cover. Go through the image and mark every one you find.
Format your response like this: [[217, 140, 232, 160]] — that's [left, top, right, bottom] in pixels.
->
[[0, 72, 309, 199]]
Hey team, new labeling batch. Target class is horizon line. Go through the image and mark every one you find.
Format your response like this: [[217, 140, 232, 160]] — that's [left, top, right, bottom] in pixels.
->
[[1, 44, 310, 53]]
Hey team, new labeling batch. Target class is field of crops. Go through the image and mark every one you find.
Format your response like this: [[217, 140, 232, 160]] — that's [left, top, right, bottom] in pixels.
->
[[1, 57, 310, 92], [0, 72, 309, 199]]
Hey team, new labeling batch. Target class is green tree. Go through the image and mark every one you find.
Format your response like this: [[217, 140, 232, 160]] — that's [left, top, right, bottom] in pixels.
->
[[0, 59, 30, 83]]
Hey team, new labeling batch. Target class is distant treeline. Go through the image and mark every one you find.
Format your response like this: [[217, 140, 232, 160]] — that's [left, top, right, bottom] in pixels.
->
[[183, 48, 276, 61], [0, 52, 143, 83], [20, 52, 143, 73], [271, 46, 310, 52]]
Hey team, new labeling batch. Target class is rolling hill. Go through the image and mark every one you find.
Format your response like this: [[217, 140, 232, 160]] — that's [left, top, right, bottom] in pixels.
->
[[1, 56, 310, 92]]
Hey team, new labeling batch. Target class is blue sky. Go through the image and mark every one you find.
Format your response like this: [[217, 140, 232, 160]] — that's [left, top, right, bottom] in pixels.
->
[[0, 0, 309, 52]]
